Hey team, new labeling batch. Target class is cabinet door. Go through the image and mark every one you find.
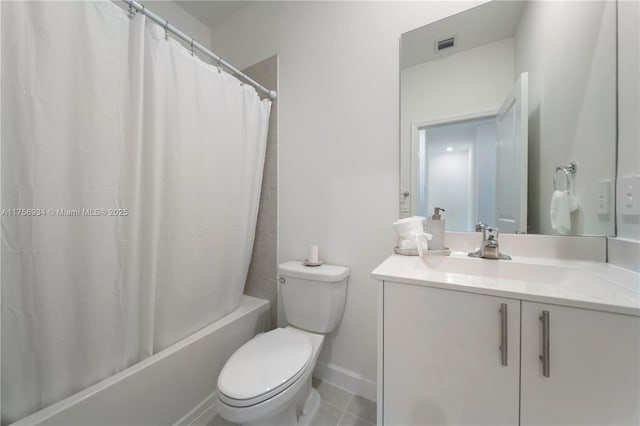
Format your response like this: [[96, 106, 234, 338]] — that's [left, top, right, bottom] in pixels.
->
[[383, 282, 520, 425], [521, 302, 640, 425]]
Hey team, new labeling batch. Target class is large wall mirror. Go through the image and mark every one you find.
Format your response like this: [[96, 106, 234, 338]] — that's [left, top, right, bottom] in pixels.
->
[[400, 0, 617, 236]]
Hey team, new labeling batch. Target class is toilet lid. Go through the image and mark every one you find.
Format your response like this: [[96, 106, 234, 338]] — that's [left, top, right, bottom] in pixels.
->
[[217, 328, 313, 404]]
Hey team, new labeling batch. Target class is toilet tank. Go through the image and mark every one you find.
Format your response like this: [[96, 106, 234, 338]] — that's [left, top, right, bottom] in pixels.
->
[[278, 261, 349, 334]]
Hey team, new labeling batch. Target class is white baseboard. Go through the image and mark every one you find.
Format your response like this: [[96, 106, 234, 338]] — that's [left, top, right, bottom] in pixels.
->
[[175, 390, 218, 426], [313, 362, 377, 402]]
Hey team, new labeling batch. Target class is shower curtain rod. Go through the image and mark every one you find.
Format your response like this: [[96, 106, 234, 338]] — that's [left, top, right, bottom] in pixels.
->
[[122, 0, 277, 100]]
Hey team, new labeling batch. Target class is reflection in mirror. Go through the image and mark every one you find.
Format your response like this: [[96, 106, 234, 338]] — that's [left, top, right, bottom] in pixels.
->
[[416, 116, 498, 230], [400, 1, 616, 236]]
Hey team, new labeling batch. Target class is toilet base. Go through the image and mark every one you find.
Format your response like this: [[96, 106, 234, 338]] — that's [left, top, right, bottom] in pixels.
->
[[297, 388, 321, 426], [240, 387, 320, 426]]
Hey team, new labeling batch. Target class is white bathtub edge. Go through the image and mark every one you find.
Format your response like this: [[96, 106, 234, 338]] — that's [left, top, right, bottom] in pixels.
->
[[11, 295, 269, 426]]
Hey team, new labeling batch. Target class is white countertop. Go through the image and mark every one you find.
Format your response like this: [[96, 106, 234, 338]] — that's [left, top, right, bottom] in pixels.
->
[[371, 253, 640, 316]]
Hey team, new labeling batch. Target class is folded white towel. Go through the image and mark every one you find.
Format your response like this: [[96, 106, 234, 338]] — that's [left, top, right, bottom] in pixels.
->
[[550, 190, 571, 234], [414, 231, 433, 256], [567, 193, 579, 212]]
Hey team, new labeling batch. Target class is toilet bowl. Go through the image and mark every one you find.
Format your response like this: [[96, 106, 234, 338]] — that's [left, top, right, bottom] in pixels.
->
[[216, 261, 349, 426], [217, 327, 323, 425]]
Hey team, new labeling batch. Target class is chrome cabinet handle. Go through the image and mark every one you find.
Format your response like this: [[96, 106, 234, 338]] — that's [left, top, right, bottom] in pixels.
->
[[539, 310, 550, 377], [499, 303, 508, 366]]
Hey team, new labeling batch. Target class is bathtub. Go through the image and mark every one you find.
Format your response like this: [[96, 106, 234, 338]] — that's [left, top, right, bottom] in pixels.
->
[[10, 296, 270, 426]]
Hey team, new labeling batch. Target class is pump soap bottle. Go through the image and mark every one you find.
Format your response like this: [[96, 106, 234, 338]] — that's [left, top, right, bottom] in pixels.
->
[[427, 207, 445, 250]]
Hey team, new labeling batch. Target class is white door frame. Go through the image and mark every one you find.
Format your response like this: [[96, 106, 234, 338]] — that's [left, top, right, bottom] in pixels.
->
[[495, 72, 528, 234]]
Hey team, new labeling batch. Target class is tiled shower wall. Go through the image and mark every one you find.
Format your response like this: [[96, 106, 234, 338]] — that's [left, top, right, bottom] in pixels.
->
[[243, 55, 278, 328]]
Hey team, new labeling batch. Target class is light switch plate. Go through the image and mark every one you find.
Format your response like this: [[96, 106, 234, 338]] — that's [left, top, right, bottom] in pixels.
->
[[596, 180, 611, 215], [618, 176, 640, 216]]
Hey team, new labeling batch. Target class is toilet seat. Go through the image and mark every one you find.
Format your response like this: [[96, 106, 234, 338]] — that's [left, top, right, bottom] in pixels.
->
[[217, 328, 313, 407]]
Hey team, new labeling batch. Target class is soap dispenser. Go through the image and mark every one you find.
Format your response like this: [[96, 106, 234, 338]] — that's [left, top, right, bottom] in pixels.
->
[[427, 207, 446, 250]]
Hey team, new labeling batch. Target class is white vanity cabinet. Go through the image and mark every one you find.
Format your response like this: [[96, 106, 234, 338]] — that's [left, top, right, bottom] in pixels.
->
[[383, 282, 521, 425], [520, 302, 640, 426], [380, 279, 640, 426]]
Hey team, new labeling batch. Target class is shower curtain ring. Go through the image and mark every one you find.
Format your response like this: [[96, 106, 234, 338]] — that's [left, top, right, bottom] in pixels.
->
[[128, 3, 134, 19], [164, 20, 169, 41], [217, 57, 222, 73], [190, 38, 195, 56]]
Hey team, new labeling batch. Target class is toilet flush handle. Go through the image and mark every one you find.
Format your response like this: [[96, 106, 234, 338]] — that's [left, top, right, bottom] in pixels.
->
[[279, 277, 286, 284]]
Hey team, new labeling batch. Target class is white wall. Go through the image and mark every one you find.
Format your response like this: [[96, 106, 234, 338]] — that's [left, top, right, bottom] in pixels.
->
[[0, 3, 3, 419], [617, 0, 640, 242], [515, 1, 617, 236], [608, 0, 640, 273], [428, 150, 472, 231], [210, 1, 482, 399], [142, 1, 211, 53], [476, 121, 497, 226], [400, 38, 514, 217]]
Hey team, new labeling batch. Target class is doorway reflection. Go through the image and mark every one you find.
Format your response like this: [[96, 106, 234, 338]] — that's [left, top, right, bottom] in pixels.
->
[[417, 116, 496, 231]]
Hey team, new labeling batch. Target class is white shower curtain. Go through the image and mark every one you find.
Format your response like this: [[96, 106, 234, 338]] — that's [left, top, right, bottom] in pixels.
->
[[1, 2, 271, 423]]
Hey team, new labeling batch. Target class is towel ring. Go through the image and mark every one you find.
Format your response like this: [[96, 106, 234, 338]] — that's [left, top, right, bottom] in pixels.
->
[[553, 161, 577, 192]]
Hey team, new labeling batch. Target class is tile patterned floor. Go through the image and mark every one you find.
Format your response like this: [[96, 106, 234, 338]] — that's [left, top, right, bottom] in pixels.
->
[[200, 378, 376, 426], [310, 378, 376, 426]]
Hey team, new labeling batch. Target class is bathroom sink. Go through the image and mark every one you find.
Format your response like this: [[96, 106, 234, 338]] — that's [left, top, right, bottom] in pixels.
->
[[371, 253, 640, 315], [419, 255, 591, 285]]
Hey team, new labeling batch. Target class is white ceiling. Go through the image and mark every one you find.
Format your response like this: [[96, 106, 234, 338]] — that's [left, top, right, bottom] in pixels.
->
[[401, 1, 525, 69], [176, 1, 249, 29]]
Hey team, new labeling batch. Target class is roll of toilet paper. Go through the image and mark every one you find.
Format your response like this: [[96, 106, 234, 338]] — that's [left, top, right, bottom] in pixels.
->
[[308, 245, 319, 263]]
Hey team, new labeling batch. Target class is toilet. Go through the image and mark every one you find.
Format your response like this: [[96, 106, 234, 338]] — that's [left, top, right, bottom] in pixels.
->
[[216, 261, 350, 426]]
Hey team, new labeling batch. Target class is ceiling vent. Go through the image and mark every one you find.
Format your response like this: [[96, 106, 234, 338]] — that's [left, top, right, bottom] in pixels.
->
[[436, 36, 455, 52]]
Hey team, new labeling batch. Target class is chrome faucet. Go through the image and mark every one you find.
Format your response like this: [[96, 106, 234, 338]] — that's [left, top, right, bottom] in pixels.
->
[[468, 223, 511, 260]]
